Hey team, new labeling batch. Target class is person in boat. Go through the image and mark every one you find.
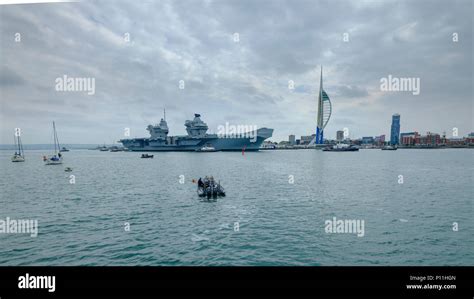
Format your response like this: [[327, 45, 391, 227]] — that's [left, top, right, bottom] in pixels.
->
[[58, 152, 62, 158], [209, 176, 214, 187], [198, 178, 204, 188]]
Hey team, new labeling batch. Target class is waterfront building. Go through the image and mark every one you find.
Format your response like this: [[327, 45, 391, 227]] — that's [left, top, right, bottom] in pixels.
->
[[390, 114, 401, 145], [467, 132, 474, 145], [336, 130, 344, 141], [418, 132, 441, 146], [447, 138, 466, 147], [466, 135, 474, 145], [362, 136, 374, 144], [289, 135, 296, 145], [400, 132, 419, 146], [374, 135, 386, 146], [301, 134, 316, 145]]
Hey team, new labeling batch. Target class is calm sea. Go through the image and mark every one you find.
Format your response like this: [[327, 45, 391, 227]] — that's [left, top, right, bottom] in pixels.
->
[[0, 149, 472, 265]]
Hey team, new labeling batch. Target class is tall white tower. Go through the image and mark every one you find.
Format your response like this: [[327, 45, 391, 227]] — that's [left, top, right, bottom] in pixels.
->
[[315, 66, 332, 144]]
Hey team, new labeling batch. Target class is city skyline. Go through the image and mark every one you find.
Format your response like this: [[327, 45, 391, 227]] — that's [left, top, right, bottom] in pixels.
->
[[1, 0, 473, 144]]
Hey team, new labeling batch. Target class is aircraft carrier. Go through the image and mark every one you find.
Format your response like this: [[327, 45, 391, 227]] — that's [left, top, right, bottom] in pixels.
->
[[119, 114, 273, 151]]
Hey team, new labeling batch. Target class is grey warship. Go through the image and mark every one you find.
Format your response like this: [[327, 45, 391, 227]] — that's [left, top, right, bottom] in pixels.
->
[[120, 114, 273, 151]]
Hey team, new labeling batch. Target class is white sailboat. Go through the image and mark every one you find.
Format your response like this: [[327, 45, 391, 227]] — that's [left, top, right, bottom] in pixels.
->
[[43, 121, 63, 165], [11, 133, 25, 162]]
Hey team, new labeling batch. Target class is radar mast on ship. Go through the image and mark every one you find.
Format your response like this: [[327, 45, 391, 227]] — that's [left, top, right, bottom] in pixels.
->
[[185, 114, 208, 137], [147, 109, 169, 139]]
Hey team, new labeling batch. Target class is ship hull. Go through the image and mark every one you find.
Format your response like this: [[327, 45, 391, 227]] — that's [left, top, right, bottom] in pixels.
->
[[120, 128, 273, 152]]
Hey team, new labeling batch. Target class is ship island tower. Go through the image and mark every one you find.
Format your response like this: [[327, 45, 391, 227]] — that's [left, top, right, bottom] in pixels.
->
[[312, 66, 332, 145]]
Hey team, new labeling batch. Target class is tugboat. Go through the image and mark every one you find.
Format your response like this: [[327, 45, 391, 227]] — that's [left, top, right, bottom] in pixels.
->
[[197, 176, 225, 199], [323, 143, 359, 152]]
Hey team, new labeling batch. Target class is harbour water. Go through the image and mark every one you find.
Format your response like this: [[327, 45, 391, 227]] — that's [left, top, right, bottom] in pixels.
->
[[0, 149, 472, 265]]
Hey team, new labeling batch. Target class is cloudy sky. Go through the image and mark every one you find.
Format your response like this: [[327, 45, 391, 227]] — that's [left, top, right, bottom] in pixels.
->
[[0, 0, 472, 144]]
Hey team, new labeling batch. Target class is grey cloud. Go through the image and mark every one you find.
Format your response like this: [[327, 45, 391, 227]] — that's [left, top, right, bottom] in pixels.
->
[[334, 85, 369, 98], [0, 67, 25, 86], [0, 0, 472, 144]]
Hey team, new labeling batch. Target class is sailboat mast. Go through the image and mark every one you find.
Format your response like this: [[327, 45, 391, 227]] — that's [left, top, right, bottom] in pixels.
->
[[17, 134, 21, 153], [18, 134, 24, 156], [53, 121, 59, 153], [56, 123, 61, 151], [13, 134, 17, 152]]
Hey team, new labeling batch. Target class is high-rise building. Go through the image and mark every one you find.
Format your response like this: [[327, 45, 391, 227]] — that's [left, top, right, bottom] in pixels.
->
[[289, 135, 296, 145], [390, 114, 401, 145], [336, 130, 344, 141]]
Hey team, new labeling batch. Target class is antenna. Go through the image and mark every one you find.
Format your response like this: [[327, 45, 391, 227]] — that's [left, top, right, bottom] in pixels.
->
[[164, 108, 166, 121]]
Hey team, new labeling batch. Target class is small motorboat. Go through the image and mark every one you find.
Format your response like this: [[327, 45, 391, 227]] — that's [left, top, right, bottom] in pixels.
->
[[109, 146, 124, 152], [196, 144, 216, 152], [60, 147, 70, 152], [197, 177, 225, 199], [64, 167, 73, 172], [141, 154, 154, 158]]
